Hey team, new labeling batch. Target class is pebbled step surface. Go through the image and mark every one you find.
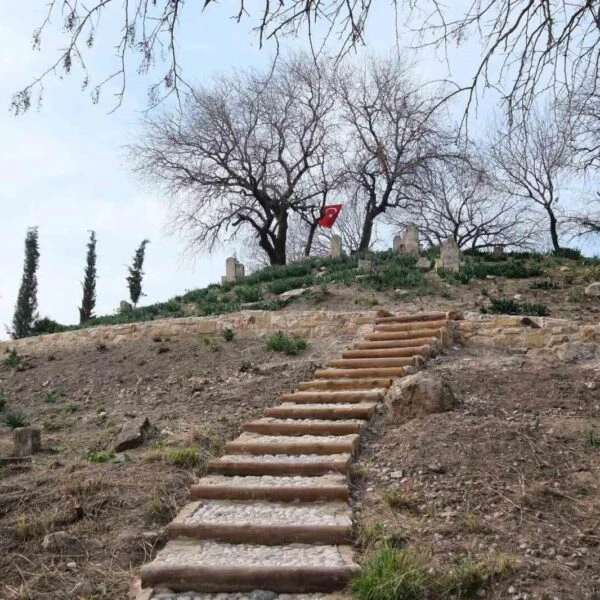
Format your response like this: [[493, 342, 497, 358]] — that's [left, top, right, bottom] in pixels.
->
[[193, 474, 347, 489], [171, 500, 351, 527]]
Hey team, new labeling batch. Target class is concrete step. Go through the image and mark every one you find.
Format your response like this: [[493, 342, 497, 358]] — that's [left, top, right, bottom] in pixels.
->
[[167, 500, 352, 545], [365, 328, 448, 343], [140, 540, 359, 592], [328, 356, 421, 369], [374, 311, 460, 324], [225, 433, 360, 456], [374, 319, 448, 333], [245, 417, 364, 436], [297, 377, 393, 391], [314, 367, 405, 379], [265, 402, 378, 420], [342, 346, 431, 359], [355, 337, 439, 350], [281, 389, 386, 404], [190, 473, 349, 502], [207, 453, 352, 477]]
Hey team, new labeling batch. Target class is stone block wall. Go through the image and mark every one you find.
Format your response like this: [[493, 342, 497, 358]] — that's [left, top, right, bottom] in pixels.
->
[[451, 314, 600, 359], [0, 311, 376, 355]]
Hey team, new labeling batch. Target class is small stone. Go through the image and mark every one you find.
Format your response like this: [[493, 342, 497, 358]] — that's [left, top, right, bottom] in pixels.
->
[[13, 427, 41, 457], [585, 381, 597, 390], [69, 581, 92, 597], [248, 591, 277, 600], [584, 282, 600, 297], [114, 416, 152, 452], [42, 531, 75, 551], [508, 586, 516, 594], [278, 287, 309, 300], [66, 562, 77, 570], [390, 470, 404, 479]]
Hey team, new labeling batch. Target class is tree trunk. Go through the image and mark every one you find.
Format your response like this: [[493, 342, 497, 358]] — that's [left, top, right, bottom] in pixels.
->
[[358, 213, 375, 252], [272, 211, 288, 265], [304, 222, 318, 257], [546, 205, 560, 252]]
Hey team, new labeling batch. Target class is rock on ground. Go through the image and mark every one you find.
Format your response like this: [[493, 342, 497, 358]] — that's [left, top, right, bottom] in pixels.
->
[[584, 282, 600, 297], [386, 371, 457, 422], [114, 416, 152, 452]]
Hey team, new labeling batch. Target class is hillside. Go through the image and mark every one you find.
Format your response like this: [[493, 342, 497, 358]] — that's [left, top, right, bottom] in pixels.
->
[[26, 250, 600, 336], [0, 251, 599, 600]]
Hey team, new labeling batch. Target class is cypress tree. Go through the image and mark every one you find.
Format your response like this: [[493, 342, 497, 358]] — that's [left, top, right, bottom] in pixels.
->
[[126, 239, 150, 307], [12, 227, 40, 339], [79, 230, 97, 323]]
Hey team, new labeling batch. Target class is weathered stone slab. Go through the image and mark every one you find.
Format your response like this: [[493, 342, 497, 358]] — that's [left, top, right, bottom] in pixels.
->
[[114, 416, 152, 452], [438, 237, 460, 272], [13, 427, 41, 457], [329, 235, 342, 258]]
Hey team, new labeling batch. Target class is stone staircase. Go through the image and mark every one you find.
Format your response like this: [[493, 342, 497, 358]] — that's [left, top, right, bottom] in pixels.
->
[[135, 311, 460, 600]]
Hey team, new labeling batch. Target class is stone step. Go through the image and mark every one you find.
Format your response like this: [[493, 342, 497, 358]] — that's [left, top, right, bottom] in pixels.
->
[[365, 328, 448, 343], [141, 591, 339, 600], [355, 337, 439, 350], [328, 356, 421, 369], [265, 402, 378, 420], [225, 433, 359, 456], [342, 346, 431, 359], [140, 540, 359, 592], [297, 377, 393, 391], [374, 311, 460, 324], [166, 500, 352, 545], [191, 474, 349, 502], [373, 319, 448, 333], [207, 453, 352, 477], [245, 417, 364, 436], [281, 389, 385, 404], [314, 367, 405, 379]]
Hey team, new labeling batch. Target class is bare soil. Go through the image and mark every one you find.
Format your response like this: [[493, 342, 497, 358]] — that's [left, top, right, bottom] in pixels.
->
[[0, 332, 345, 600], [287, 268, 600, 322], [356, 348, 600, 600]]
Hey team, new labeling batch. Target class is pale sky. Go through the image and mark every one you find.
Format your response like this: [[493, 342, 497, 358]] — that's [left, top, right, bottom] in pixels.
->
[[0, 2, 590, 339]]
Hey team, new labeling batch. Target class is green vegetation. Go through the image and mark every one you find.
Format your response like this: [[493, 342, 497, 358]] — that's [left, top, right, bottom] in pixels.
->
[[11, 227, 40, 339], [352, 546, 427, 600], [529, 279, 559, 290], [586, 428, 600, 448], [44, 389, 64, 404], [126, 239, 150, 307], [12, 248, 596, 337], [481, 297, 550, 317], [352, 544, 516, 600], [2, 350, 21, 369], [265, 331, 308, 355], [222, 328, 235, 342], [163, 446, 199, 467], [79, 230, 97, 323], [3, 411, 29, 429], [30, 317, 68, 335], [86, 450, 116, 463]]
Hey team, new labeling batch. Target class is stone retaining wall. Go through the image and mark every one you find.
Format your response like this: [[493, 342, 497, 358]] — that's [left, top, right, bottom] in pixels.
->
[[0, 311, 376, 354], [452, 313, 600, 360], [3, 310, 599, 359]]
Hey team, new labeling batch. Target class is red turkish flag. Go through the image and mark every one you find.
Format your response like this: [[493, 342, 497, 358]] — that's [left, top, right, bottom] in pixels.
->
[[318, 204, 343, 228]]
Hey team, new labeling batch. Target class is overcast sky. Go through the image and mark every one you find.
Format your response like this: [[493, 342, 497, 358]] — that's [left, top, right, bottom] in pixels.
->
[[0, 2, 591, 339]]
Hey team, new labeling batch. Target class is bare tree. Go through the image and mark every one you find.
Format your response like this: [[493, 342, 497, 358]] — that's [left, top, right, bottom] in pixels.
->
[[336, 57, 453, 252], [488, 109, 572, 252], [15, 1, 600, 131], [403, 1, 600, 128], [390, 157, 534, 250], [131, 55, 336, 265], [567, 194, 600, 239]]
